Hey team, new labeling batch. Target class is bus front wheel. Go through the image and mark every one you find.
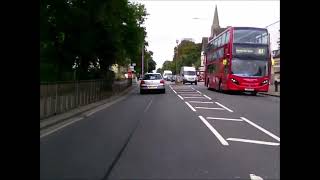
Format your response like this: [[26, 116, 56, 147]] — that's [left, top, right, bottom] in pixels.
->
[[218, 81, 222, 92]]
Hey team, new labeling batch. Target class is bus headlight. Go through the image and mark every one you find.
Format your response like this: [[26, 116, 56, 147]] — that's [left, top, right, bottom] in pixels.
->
[[261, 80, 269, 85], [231, 78, 239, 85]]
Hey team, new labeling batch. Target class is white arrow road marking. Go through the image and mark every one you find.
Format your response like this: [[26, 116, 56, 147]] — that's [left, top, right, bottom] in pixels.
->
[[250, 174, 264, 180]]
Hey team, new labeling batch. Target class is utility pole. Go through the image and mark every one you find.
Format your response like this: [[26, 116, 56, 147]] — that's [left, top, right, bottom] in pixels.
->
[[141, 44, 144, 76], [176, 39, 179, 75]]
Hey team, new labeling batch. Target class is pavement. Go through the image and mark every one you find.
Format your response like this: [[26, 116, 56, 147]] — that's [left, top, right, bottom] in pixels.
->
[[259, 84, 280, 97], [40, 81, 280, 180], [40, 83, 134, 133]]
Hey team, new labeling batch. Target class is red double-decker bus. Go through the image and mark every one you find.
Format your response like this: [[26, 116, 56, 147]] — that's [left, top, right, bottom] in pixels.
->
[[204, 27, 271, 95]]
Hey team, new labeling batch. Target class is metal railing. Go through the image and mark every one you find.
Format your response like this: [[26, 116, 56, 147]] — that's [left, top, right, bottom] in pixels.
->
[[40, 79, 132, 120]]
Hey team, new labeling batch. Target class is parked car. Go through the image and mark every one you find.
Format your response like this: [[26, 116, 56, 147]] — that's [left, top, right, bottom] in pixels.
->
[[140, 73, 166, 94]]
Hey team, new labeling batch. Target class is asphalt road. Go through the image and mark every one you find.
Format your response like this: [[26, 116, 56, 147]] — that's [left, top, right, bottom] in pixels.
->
[[40, 81, 280, 180]]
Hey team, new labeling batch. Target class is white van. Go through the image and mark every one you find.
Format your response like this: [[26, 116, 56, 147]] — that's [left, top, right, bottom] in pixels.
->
[[162, 70, 172, 80], [180, 66, 197, 85]]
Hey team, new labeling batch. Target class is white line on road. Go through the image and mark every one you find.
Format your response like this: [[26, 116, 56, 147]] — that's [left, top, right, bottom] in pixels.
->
[[176, 89, 195, 93], [215, 102, 234, 112], [198, 116, 229, 146], [203, 95, 212, 100], [189, 101, 214, 104], [195, 107, 225, 110], [250, 174, 264, 180], [227, 138, 280, 146], [206, 117, 243, 121], [240, 117, 280, 142], [144, 98, 153, 112], [185, 102, 196, 111], [190, 87, 195, 90], [178, 94, 202, 96], [172, 89, 177, 94], [40, 117, 84, 138], [183, 97, 206, 98], [177, 95, 184, 100], [178, 92, 201, 94], [196, 90, 202, 94]]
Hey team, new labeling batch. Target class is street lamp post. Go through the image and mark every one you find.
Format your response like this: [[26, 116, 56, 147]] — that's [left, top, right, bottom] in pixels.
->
[[141, 44, 144, 76], [176, 39, 179, 76]]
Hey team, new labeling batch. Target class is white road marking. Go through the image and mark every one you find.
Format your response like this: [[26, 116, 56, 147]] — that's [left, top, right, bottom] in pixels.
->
[[215, 102, 234, 112], [179, 92, 201, 95], [183, 97, 206, 98], [195, 107, 225, 110], [144, 98, 153, 112], [227, 138, 280, 146], [198, 116, 229, 146], [178, 94, 202, 96], [40, 117, 84, 138], [250, 174, 264, 180], [196, 90, 202, 94], [190, 87, 195, 90], [185, 102, 196, 111], [176, 91, 196, 93], [240, 117, 280, 142], [203, 95, 212, 100], [172, 89, 177, 94], [189, 101, 214, 104], [206, 117, 243, 122], [177, 95, 184, 100]]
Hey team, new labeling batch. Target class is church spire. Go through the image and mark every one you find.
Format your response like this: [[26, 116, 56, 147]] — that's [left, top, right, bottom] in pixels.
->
[[211, 5, 220, 37]]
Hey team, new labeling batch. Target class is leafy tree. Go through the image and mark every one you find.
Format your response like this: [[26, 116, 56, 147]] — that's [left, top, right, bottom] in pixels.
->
[[40, 0, 149, 82]]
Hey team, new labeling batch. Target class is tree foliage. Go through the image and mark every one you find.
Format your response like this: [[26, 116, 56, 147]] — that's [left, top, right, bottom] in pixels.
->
[[40, 0, 149, 82], [159, 40, 201, 74]]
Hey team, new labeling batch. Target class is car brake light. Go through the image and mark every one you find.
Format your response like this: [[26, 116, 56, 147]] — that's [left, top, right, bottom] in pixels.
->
[[160, 80, 165, 84], [140, 80, 145, 85]]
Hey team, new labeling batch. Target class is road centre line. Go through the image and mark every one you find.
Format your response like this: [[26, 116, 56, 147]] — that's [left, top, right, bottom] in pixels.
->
[[206, 117, 243, 121], [227, 138, 279, 146], [215, 102, 234, 112], [185, 102, 196, 111], [195, 107, 225, 110], [144, 98, 153, 113], [177, 95, 184, 100], [198, 116, 229, 146], [240, 117, 280, 142]]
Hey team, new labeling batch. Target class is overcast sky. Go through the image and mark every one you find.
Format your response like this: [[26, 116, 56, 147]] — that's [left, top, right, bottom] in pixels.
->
[[131, 0, 280, 69]]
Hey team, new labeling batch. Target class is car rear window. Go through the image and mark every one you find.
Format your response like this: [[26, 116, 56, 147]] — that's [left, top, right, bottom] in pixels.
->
[[143, 74, 162, 80]]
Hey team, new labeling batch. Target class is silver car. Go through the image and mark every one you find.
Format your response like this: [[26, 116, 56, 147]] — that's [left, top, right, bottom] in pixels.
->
[[140, 73, 165, 94]]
